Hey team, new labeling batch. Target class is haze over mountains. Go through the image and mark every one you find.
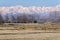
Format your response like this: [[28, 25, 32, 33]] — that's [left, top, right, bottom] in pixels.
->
[[0, 5, 60, 23]]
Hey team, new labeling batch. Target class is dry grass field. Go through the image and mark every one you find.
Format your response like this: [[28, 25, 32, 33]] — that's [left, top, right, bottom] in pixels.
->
[[0, 23, 60, 40]]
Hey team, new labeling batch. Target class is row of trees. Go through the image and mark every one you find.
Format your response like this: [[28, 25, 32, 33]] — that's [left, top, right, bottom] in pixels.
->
[[0, 14, 34, 24], [0, 11, 60, 24]]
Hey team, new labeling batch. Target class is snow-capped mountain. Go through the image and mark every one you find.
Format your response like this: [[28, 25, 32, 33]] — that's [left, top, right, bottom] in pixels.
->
[[0, 5, 60, 23]]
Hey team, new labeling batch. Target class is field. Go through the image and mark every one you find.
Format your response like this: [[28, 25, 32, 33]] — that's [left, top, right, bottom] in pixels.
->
[[0, 23, 60, 40]]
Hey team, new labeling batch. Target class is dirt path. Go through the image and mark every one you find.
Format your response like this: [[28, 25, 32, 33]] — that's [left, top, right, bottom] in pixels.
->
[[0, 30, 60, 40]]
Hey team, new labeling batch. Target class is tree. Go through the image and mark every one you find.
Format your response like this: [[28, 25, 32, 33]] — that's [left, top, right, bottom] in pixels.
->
[[49, 11, 60, 23], [0, 14, 4, 24], [17, 14, 28, 23]]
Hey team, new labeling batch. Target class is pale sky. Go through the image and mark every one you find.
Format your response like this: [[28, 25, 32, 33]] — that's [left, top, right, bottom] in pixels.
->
[[0, 0, 59, 7]]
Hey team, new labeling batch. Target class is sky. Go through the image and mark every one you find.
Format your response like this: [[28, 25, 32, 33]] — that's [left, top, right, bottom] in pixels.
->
[[0, 0, 59, 7]]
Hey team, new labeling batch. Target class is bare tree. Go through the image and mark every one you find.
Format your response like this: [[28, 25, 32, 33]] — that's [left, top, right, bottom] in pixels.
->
[[0, 14, 4, 24]]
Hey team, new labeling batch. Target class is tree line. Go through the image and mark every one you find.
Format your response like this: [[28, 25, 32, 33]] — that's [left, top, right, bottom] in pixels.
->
[[0, 11, 60, 24]]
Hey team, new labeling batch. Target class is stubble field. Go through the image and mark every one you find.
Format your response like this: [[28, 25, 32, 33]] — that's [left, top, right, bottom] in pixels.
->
[[0, 23, 60, 40]]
